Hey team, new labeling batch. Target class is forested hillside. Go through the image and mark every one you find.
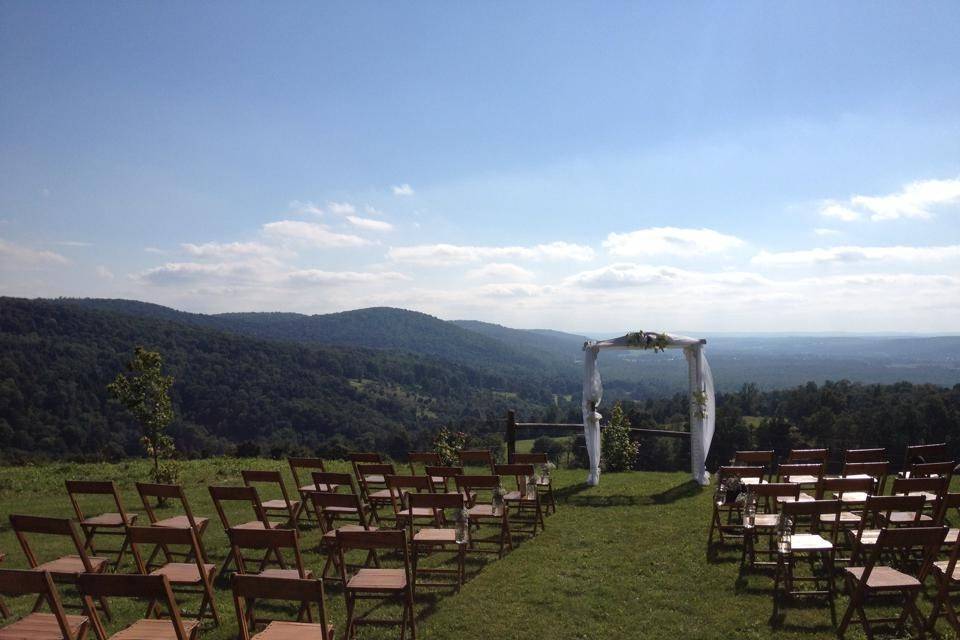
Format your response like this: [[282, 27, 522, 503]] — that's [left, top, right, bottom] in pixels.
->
[[0, 297, 572, 462]]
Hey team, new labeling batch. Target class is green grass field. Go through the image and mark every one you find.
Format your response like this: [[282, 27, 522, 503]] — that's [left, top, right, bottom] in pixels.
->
[[0, 459, 955, 639]]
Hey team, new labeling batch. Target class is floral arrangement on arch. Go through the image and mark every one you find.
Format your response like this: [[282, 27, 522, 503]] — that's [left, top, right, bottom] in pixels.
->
[[624, 331, 670, 352]]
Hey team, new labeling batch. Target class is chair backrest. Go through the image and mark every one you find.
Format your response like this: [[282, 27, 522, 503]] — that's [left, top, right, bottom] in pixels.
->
[[127, 526, 206, 577], [407, 452, 441, 475], [0, 569, 79, 640], [906, 460, 956, 478], [287, 458, 327, 490], [717, 466, 764, 482], [232, 574, 330, 640], [307, 491, 371, 531], [734, 450, 775, 465], [786, 448, 828, 463], [424, 466, 465, 492], [891, 476, 948, 499], [815, 476, 874, 500], [208, 485, 270, 530], [355, 463, 394, 497], [904, 442, 949, 465], [135, 482, 198, 527], [842, 461, 890, 493], [65, 480, 130, 524], [511, 453, 549, 465], [844, 448, 887, 464], [777, 463, 824, 481], [78, 573, 191, 640], [406, 492, 463, 531], [752, 482, 800, 504], [311, 471, 356, 494], [859, 494, 925, 530], [781, 499, 842, 538], [385, 475, 434, 515], [457, 450, 495, 473], [454, 475, 501, 500], [494, 463, 537, 493], [861, 526, 947, 583], [9, 514, 91, 570], [935, 492, 960, 526], [227, 527, 308, 578], [348, 453, 382, 481]]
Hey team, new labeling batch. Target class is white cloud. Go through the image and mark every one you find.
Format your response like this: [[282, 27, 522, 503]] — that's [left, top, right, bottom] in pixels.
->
[[813, 228, 841, 236], [95, 265, 114, 280], [392, 184, 414, 196], [289, 200, 324, 216], [346, 216, 393, 232], [477, 283, 551, 297], [0, 238, 69, 267], [387, 241, 594, 266], [819, 201, 862, 222], [55, 240, 92, 247], [145, 247, 167, 254], [137, 261, 262, 285], [751, 244, 960, 267], [365, 205, 385, 216], [466, 262, 535, 280], [182, 241, 276, 258], [603, 227, 744, 258], [565, 263, 771, 289], [327, 202, 357, 216], [262, 220, 372, 248], [285, 269, 409, 285], [852, 178, 960, 221]]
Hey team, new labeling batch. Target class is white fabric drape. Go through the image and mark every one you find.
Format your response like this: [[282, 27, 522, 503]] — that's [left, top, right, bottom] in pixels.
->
[[582, 332, 716, 486], [581, 345, 603, 485]]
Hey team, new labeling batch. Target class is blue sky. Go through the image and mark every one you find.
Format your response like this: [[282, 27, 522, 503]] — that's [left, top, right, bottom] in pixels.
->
[[1, 2, 959, 332]]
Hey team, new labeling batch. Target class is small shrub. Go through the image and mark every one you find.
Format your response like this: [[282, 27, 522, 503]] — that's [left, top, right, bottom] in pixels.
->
[[602, 402, 639, 472]]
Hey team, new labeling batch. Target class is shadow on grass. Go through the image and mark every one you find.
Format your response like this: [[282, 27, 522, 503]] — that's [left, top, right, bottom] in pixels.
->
[[560, 478, 704, 509]]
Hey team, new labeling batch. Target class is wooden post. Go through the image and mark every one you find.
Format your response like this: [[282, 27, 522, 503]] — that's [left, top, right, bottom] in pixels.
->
[[506, 409, 516, 461]]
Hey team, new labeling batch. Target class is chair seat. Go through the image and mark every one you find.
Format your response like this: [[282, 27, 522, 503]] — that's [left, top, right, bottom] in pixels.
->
[[363, 475, 386, 485], [790, 533, 833, 551], [784, 475, 820, 485], [397, 507, 436, 519], [907, 491, 940, 502], [0, 612, 88, 640], [299, 483, 338, 493], [322, 524, 376, 540], [833, 491, 870, 503], [849, 529, 881, 545], [233, 520, 283, 530], [946, 528, 960, 545], [252, 621, 334, 640], [367, 489, 391, 501], [414, 528, 457, 543], [258, 568, 313, 580], [153, 515, 208, 530], [430, 476, 445, 485], [777, 493, 815, 503], [752, 514, 779, 528], [933, 560, 960, 581], [262, 499, 299, 511], [108, 617, 200, 640], [150, 562, 216, 584], [845, 565, 921, 589], [82, 512, 137, 527], [820, 511, 862, 523], [880, 511, 932, 524], [467, 504, 504, 519], [536, 478, 551, 487], [503, 491, 538, 503], [34, 554, 109, 575], [319, 505, 365, 515], [347, 568, 406, 592]]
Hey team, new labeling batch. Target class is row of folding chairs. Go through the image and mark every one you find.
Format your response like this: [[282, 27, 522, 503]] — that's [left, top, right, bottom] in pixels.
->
[[0, 568, 334, 640], [732, 442, 954, 479]]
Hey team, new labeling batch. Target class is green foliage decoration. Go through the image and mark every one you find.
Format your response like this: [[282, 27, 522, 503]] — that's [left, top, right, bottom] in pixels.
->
[[602, 402, 639, 472], [432, 426, 468, 465], [624, 331, 670, 352]]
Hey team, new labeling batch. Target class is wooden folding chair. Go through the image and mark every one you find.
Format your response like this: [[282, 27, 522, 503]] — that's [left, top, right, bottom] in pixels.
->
[[309, 473, 370, 528], [287, 458, 339, 526], [226, 528, 314, 626], [308, 490, 378, 583], [348, 453, 384, 487], [787, 448, 829, 463], [77, 573, 199, 640], [355, 464, 395, 526], [773, 499, 841, 625], [0, 569, 89, 640], [904, 460, 956, 483], [336, 529, 415, 640], [135, 483, 210, 565], [454, 475, 512, 558], [815, 477, 874, 563], [241, 471, 301, 528], [494, 463, 545, 536], [888, 476, 946, 521], [208, 486, 282, 577], [708, 466, 763, 545], [457, 450, 495, 474], [903, 442, 949, 466], [511, 452, 557, 515], [733, 450, 775, 484], [844, 448, 887, 464], [9, 515, 111, 619], [837, 526, 947, 639], [127, 526, 219, 626], [928, 501, 960, 635], [847, 494, 925, 565], [406, 453, 444, 490], [741, 482, 799, 568], [65, 481, 138, 570], [232, 574, 333, 640], [842, 461, 890, 497], [385, 476, 437, 531], [406, 492, 466, 592], [776, 463, 824, 497]]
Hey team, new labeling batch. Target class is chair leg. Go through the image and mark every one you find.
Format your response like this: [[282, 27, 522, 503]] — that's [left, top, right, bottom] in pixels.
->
[[0, 595, 9, 619], [837, 576, 857, 639], [343, 591, 356, 640]]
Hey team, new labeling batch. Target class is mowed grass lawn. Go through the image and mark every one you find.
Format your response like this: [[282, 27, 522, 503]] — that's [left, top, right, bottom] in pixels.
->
[[0, 458, 955, 640]]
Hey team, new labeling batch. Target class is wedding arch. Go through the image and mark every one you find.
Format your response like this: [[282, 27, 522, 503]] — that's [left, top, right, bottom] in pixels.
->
[[582, 331, 716, 486]]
